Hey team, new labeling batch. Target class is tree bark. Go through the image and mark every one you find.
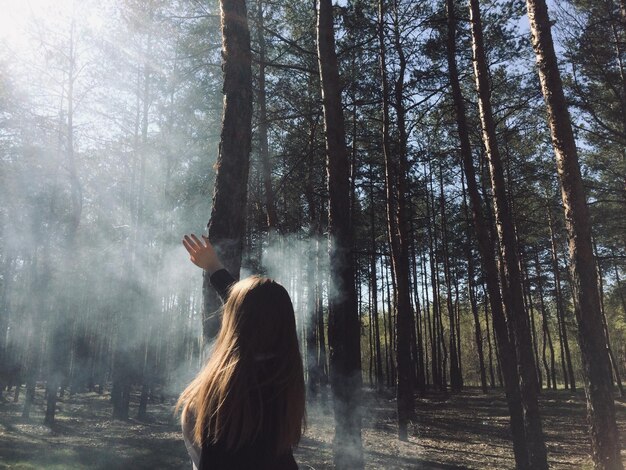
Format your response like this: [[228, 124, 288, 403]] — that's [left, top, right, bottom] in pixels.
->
[[526, 0, 623, 467], [203, 0, 253, 342], [316, 0, 363, 466]]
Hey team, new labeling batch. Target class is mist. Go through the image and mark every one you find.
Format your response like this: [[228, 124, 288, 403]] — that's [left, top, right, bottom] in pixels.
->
[[0, 0, 225, 413], [1, 0, 625, 469]]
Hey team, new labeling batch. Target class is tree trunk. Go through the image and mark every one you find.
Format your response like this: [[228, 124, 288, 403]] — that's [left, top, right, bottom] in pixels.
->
[[369, 173, 384, 390], [535, 252, 557, 390], [521, 252, 542, 390], [547, 204, 576, 391], [596, 253, 625, 398], [439, 165, 462, 392], [316, 0, 363, 466], [426, 166, 443, 390], [378, 0, 414, 440], [409, 211, 426, 394], [526, 0, 623, 467], [256, 0, 278, 233], [421, 246, 433, 388], [483, 285, 496, 389], [462, 173, 487, 393], [469, 1, 548, 467], [203, 0, 253, 342], [47, 18, 83, 425], [445, 0, 530, 466], [380, 257, 397, 388]]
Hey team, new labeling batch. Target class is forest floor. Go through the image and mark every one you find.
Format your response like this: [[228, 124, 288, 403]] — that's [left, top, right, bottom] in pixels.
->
[[0, 386, 624, 469]]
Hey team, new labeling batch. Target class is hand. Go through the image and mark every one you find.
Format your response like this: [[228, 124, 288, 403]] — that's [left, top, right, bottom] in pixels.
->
[[182, 234, 224, 274]]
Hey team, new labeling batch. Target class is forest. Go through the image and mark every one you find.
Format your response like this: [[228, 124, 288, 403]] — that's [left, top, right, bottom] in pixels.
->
[[0, 0, 625, 468]]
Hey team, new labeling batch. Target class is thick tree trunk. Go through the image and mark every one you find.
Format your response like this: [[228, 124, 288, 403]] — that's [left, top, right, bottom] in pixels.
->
[[203, 0, 253, 342], [316, 0, 363, 466], [445, 0, 530, 466], [526, 0, 623, 467], [468, 1, 548, 467]]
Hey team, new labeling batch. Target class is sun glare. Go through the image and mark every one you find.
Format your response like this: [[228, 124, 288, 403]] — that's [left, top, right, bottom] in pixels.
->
[[0, 0, 104, 53]]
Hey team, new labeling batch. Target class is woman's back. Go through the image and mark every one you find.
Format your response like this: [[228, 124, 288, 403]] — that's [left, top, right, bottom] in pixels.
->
[[179, 234, 305, 470]]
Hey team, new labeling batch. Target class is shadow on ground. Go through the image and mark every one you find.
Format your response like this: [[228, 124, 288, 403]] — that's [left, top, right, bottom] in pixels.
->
[[0, 387, 624, 469]]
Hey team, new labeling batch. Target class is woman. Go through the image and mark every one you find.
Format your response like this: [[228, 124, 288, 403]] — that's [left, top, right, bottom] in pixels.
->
[[177, 234, 305, 470]]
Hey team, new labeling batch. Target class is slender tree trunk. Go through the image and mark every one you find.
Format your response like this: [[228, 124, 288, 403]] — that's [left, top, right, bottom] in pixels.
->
[[203, 0, 253, 342], [614, 260, 626, 323], [593, 243, 624, 398], [521, 254, 542, 390], [47, 18, 83, 425], [421, 247, 433, 388], [446, 1, 530, 466], [469, 1, 548, 467], [317, 0, 363, 466], [527, 0, 623, 467], [378, 0, 414, 439], [535, 252, 557, 390], [597, 259, 625, 397], [384, 253, 397, 386], [439, 166, 461, 392], [483, 285, 496, 389], [409, 213, 426, 394], [256, 0, 278, 233], [305, 120, 322, 399], [370, 176, 384, 390], [316, 248, 329, 402], [547, 204, 576, 390], [426, 167, 442, 390], [462, 174, 487, 393]]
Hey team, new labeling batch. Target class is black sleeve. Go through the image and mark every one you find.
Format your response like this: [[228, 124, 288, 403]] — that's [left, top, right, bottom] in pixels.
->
[[209, 268, 237, 303]]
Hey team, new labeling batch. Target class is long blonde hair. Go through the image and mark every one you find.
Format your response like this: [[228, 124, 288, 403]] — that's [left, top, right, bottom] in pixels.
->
[[177, 276, 305, 455]]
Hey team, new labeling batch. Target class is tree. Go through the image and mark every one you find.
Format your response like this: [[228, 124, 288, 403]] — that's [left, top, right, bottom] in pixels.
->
[[444, 0, 528, 466], [203, 0, 253, 341], [526, 0, 624, 467], [316, 0, 363, 467], [468, 0, 548, 467], [377, 0, 415, 440]]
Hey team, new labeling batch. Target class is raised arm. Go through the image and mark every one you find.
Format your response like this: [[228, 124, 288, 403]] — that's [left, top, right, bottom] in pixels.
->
[[182, 234, 235, 302]]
